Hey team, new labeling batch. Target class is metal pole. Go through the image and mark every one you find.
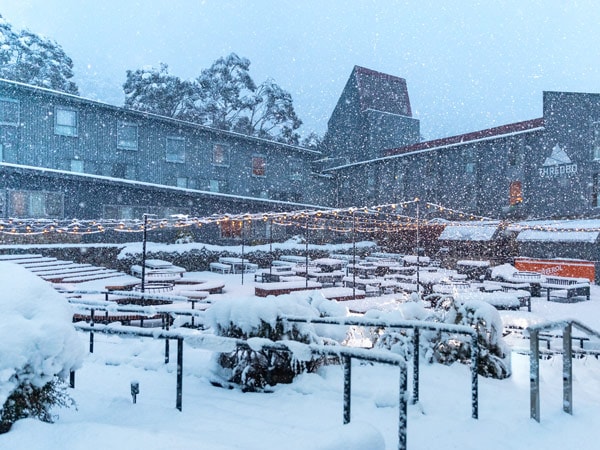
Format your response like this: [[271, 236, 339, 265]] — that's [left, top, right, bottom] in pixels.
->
[[399, 364, 408, 450], [241, 219, 245, 285], [269, 218, 273, 278], [343, 355, 351, 424], [530, 329, 540, 422], [471, 334, 479, 419], [305, 216, 309, 288], [141, 214, 148, 299], [89, 308, 95, 353], [415, 199, 420, 295], [563, 323, 573, 415], [176, 337, 183, 411], [412, 328, 420, 404], [164, 313, 170, 364], [352, 211, 356, 300]]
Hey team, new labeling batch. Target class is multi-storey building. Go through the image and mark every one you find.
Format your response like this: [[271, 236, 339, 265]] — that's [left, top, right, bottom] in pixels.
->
[[2, 65, 600, 235]]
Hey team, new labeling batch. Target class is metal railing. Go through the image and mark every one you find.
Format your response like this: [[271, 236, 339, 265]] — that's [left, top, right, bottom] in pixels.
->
[[526, 319, 600, 422], [73, 322, 410, 450], [281, 315, 480, 419]]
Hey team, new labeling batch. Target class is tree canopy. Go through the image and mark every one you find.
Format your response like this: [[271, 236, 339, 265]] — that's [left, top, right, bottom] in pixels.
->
[[0, 15, 78, 95], [122, 53, 306, 145]]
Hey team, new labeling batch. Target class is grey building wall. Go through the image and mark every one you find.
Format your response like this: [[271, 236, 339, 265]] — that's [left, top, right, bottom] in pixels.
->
[[0, 79, 320, 206]]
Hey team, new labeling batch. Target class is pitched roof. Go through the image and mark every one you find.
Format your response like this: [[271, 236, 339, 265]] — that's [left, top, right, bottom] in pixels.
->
[[384, 118, 544, 157]]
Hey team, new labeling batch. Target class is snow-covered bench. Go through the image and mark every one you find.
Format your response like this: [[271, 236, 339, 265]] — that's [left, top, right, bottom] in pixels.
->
[[210, 262, 232, 274], [541, 276, 590, 302], [255, 280, 322, 297]]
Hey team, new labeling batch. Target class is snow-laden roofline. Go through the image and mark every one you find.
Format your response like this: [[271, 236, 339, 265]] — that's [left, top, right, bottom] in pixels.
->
[[323, 118, 544, 172], [0, 78, 320, 156], [0, 162, 328, 209]]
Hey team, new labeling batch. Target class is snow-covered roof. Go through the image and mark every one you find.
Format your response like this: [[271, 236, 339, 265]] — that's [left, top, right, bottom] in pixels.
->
[[438, 221, 500, 241], [512, 219, 600, 243], [0, 162, 328, 210]]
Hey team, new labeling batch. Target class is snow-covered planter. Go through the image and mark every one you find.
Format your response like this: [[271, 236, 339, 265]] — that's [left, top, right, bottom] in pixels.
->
[[206, 292, 348, 392], [0, 263, 85, 433]]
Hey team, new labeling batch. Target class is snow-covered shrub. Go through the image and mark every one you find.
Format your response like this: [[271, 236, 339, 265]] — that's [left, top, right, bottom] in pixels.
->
[[207, 292, 348, 392], [434, 299, 511, 379], [366, 298, 511, 379], [0, 263, 85, 433]]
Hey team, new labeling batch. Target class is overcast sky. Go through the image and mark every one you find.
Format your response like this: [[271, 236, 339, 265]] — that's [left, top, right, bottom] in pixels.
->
[[1, 0, 599, 140]]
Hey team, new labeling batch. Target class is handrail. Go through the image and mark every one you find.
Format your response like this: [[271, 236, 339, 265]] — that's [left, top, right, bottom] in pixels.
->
[[73, 322, 409, 450], [526, 319, 600, 422], [281, 314, 479, 420]]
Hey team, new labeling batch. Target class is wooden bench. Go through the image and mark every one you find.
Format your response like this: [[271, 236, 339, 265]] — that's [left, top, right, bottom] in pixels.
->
[[210, 262, 232, 274], [541, 276, 590, 302]]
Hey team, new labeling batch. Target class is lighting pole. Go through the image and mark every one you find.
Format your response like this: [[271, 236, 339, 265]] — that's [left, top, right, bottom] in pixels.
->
[[415, 199, 420, 296], [141, 213, 149, 295], [352, 209, 356, 300]]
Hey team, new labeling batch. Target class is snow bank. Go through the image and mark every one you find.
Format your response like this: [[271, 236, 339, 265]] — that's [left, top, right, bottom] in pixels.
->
[[0, 263, 85, 406]]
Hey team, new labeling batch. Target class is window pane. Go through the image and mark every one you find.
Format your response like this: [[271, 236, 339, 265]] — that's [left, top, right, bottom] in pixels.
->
[[509, 181, 523, 206], [252, 156, 265, 176], [71, 159, 84, 173], [166, 137, 185, 163], [0, 98, 19, 126], [213, 144, 229, 165], [117, 121, 138, 150], [55, 108, 77, 136]]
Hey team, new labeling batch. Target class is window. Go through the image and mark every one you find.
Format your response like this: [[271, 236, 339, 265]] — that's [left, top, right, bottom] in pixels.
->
[[117, 121, 138, 150], [464, 148, 476, 174], [70, 159, 84, 173], [593, 122, 600, 160], [0, 98, 19, 126], [592, 173, 600, 207], [166, 137, 185, 163], [8, 190, 63, 218], [209, 179, 229, 193], [509, 181, 523, 206], [289, 159, 303, 181], [55, 107, 78, 136], [212, 144, 229, 166], [252, 155, 266, 177], [176, 177, 188, 188]]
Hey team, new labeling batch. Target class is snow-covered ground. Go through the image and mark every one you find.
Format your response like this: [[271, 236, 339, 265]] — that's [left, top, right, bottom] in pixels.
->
[[2, 265, 600, 449]]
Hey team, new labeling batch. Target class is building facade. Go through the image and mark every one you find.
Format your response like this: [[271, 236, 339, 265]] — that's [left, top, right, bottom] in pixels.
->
[[2, 66, 600, 234]]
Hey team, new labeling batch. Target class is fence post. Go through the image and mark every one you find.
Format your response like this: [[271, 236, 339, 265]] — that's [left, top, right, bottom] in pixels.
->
[[164, 313, 170, 364], [412, 328, 420, 404], [471, 334, 479, 419], [89, 308, 95, 354], [176, 337, 183, 411], [343, 355, 351, 424], [399, 364, 408, 450], [530, 329, 540, 422], [563, 323, 573, 415]]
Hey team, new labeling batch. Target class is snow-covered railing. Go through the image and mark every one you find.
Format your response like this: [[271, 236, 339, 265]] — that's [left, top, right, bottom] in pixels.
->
[[526, 319, 600, 422], [72, 322, 410, 450], [280, 315, 479, 420]]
